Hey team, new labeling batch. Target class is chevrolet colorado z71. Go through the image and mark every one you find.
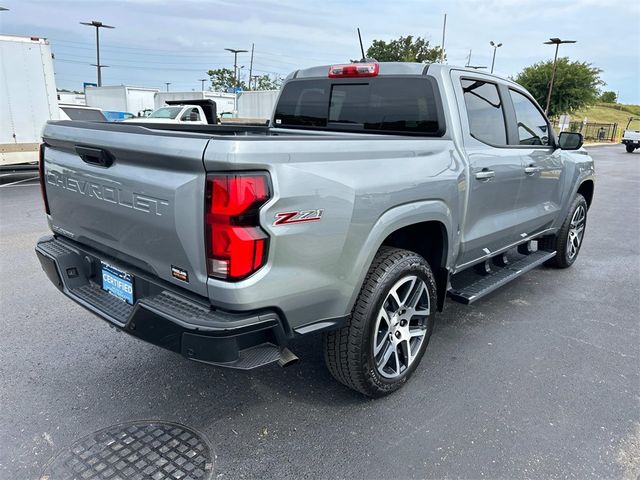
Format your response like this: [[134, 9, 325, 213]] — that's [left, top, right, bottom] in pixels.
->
[[36, 62, 594, 397]]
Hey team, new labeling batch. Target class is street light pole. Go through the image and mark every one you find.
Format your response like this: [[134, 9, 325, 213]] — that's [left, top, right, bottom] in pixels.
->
[[80, 20, 115, 87], [224, 48, 248, 89], [544, 37, 576, 115], [165, 82, 171, 92], [490, 41, 502, 74], [199, 78, 208, 91]]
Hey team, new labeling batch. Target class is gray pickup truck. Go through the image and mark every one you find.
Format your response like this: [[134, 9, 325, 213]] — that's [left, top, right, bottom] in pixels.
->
[[36, 62, 594, 397]]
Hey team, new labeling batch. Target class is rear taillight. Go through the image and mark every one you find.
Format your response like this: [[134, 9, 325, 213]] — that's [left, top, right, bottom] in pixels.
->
[[328, 63, 379, 78], [205, 173, 271, 280], [38, 144, 50, 215]]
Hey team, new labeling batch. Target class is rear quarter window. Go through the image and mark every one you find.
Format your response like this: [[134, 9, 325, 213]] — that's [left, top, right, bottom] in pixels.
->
[[274, 77, 444, 136]]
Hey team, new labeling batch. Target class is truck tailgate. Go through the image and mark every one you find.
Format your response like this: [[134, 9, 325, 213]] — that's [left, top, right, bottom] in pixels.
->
[[42, 121, 211, 297]]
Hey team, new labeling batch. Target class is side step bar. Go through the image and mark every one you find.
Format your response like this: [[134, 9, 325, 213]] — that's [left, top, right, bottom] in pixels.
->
[[448, 250, 556, 304]]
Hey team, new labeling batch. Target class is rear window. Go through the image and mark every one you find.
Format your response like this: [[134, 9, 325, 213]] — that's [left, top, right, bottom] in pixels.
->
[[274, 77, 443, 135]]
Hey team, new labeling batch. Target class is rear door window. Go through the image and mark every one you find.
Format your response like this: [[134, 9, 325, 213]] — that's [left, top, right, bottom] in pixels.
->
[[274, 77, 443, 135], [461, 79, 507, 146]]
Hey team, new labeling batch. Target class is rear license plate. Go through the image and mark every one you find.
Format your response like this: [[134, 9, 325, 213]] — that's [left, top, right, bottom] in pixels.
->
[[101, 262, 134, 305]]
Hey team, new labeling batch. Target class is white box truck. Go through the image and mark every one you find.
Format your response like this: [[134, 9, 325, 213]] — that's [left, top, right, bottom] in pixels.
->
[[85, 85, 158, 116], [0, 34, 59, 168], [236, 90, 279, 120]]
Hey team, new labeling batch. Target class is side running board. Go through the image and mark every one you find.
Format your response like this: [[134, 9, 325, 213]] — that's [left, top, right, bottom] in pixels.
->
[[448, 250, 556, 304]]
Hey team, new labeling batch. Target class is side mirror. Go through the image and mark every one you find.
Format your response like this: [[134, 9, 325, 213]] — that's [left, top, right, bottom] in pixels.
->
[[558, 131, 583, 150]]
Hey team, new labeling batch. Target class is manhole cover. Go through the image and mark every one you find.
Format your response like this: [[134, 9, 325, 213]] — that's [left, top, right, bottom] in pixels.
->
[[41, 421, 214, 480]]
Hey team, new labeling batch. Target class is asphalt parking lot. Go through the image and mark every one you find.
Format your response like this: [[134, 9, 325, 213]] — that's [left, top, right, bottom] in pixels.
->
[[0, 145, 638, 480]]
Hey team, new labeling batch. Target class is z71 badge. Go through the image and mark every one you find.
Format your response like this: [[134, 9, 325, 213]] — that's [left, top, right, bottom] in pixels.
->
[[273, 209, 324, 226]]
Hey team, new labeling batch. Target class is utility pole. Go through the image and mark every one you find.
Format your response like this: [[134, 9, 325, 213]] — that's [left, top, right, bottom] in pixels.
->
[[80, 20, 115, 87], [251, 75, 260, 91], [248, 43, 254, 91], [440, 13, 447, 63], [224, 47, 248, 89], [466, 49, 472, 67], [489, 41, 502, 74], [164, 82, 171, 92], [544, 37, 576, 115], [199, 78, 207, 91]]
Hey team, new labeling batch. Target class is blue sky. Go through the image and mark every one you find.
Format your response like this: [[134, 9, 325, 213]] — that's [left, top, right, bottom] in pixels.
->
[[2, 0, 639, 103]]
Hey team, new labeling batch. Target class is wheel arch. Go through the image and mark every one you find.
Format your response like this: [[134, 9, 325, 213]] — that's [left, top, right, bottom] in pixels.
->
[[577, 179, 594, 208], [381, 221, 450, 312], [347, 201, 454, 316]]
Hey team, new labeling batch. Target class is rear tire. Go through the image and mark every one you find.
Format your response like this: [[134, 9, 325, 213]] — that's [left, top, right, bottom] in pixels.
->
[[541, 194, 588, 268], [323, 247, 437, 397], [626, 144, 635, 153]]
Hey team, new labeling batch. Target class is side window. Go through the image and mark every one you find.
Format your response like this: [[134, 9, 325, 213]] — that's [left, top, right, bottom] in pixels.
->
[[461, 79, 507, 146], [509, 89, 550, 146], [181, 108, 200, 121]]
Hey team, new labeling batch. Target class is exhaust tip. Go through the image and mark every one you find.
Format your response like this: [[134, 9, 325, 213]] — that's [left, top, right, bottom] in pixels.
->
[[278, 347, 299, 368]]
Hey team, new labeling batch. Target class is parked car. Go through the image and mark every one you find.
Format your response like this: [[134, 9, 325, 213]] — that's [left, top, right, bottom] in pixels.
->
[[36, 62, 594, 397], [622, 117, 640, 153]]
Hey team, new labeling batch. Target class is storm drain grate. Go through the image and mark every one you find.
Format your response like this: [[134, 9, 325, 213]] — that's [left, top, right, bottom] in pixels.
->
[[41, 421, 214, 480]]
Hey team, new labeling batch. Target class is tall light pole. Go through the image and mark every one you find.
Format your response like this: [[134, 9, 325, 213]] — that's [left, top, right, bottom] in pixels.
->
[[251, 75, 260, 91], [165, 82, 171, 92], [80, 20, 115, 87], [544, 37, 576, 115], [224, 48, 248, 89], [490, 41, 502, 74], [199, 78, 208, 91]]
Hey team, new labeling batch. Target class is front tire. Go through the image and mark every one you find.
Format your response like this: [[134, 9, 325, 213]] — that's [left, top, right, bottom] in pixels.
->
[[541, 194, 588, 268], [323, 247, 437, 397], [626, 144, 635, 153]]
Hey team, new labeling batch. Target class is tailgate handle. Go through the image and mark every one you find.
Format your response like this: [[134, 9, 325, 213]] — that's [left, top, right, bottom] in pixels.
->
[[75, 146, 114, 168]]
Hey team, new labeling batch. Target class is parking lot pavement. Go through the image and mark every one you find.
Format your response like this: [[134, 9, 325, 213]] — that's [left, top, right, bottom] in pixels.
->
[[1, 146, 638, 480]]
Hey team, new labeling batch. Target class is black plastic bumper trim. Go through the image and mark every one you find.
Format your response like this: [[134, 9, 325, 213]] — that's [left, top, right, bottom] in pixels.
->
[[35, 235, 287, 368]]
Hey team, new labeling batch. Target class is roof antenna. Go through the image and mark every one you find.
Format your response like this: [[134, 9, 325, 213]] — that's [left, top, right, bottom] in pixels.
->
[[357, 27, 366, 61]]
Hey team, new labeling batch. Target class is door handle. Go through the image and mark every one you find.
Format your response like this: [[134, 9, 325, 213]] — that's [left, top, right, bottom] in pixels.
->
[[475, 169, 495, 180], [524, 165, 542, 175], [75, 145, 114, 168]]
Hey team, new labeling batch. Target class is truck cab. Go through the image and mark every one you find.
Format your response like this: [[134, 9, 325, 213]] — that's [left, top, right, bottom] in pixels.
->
[[127, 104, 208, 125]]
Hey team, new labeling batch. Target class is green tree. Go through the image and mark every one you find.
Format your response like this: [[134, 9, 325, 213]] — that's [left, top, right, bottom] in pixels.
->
[[251, 74, 283, 91], [365, 35, 444, 63], [599, 91, 617, 103], [206, 68, 247, 92], [513, 57, 604, 117]]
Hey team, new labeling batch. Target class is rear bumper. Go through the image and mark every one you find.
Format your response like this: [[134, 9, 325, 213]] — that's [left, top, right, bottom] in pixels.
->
[[35, 235, 289, 369]]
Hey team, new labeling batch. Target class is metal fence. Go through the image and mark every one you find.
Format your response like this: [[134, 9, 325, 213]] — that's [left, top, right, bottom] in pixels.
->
[[566, 122, 618, 142]]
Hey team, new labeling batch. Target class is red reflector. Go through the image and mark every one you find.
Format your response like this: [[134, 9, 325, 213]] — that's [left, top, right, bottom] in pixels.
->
[[38, 144, 51, 215], [205, 173, 271, 281], [328, 63, 379, 78]]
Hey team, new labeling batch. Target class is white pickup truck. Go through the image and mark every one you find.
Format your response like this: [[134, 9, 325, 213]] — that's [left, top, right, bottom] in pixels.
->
[[127, 104, 209, 125], [126, 99, 219, 126], [622, 117, 640, 153]]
